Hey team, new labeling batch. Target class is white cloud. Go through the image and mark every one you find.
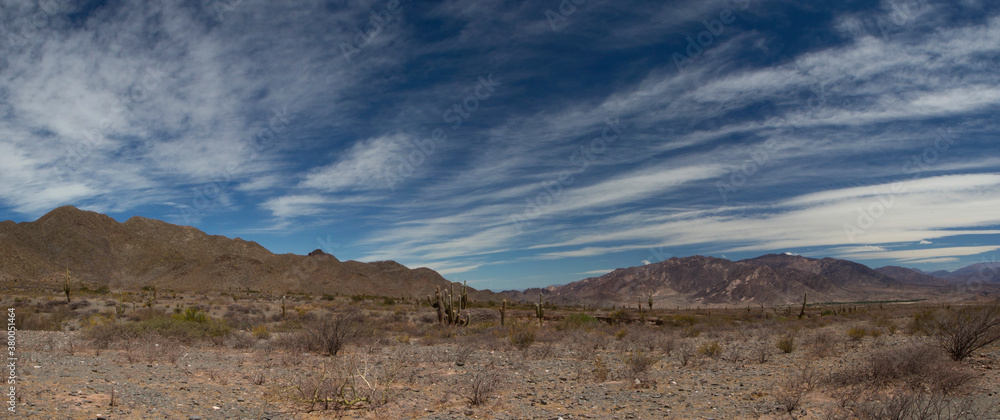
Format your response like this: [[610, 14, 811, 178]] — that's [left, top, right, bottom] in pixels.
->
[[261, 195, 330, 219], [300, 134, 411, 193], [833, 246, 1000, 262]]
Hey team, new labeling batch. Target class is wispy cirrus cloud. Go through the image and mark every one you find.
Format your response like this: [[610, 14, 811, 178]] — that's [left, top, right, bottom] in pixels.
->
[[5, 0, 1000, 290]]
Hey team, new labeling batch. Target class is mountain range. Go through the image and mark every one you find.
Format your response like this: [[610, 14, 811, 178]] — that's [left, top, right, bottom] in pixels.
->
[[1, 207, 997, 306], [503, 253, 997, 307], [0, 206, 486, 300]]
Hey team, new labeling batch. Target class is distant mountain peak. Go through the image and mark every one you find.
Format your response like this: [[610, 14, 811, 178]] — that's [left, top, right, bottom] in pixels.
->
[[0, 207, 465, 299]]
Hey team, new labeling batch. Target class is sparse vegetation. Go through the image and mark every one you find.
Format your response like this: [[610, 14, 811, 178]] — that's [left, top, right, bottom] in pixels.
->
[[930, 301, 1000, 361], [7, 289, 1000, 418], [775, 334, 796, 354]]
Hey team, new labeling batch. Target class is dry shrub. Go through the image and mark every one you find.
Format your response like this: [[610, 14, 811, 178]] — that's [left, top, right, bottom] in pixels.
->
[[623, 350, 660, 385], [467, 362, 505, 406], [847, 326, 867, 341], [621, 326, 675, 355], [830, 391, 989, 420], [697, 340, 722, 358], [567, 329, 609, 360], [121, 338, 183, 364], [288, 354, 402, 413], [304, 309, 364, 356], [827, 342, 974, 395], [508, 322, 536, 350], [593, 356, 609, 382], [932, 302, 1000, 361], [775, 334, 796, 354], [226, 330, 257, 349], [677, 341, 696, 367], [806, 329, 838, 358]]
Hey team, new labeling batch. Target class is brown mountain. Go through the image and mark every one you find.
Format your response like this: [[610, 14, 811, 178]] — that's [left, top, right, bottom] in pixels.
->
[[0, 206, 478, 299], [940, 262, 1000, 284], [505, 253, 952, 306], [874, 266, 947, 285]]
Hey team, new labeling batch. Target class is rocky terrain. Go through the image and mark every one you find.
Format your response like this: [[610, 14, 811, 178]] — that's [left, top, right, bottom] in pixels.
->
[[5, 292, 1000, 419]]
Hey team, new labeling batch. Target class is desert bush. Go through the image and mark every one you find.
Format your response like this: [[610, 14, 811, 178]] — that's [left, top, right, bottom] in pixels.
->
[[224, 304, 266, 330], [623, 350, 660, 384], [806, 329, 838, 358], [609, 309, 631, 325], [593, 356, 609, 382], [289, 362, 346, 412], [558, 313, 600, 330], [847, 326, 867, 341], [252, 324, 271, 340], [907, 309, 936, 336], [930, 302, 1000, 361], [682, 325, 702, 338], [827, 342, 974, 394], [85, 321, 143, 349], [141, 313, 230, 342], [831, 391, 988, 420], [775, 334, 796, 354], [303, 309, 364, 356], [751, 339, 772, 364], [508, 322, 536, 350], [85, 309, 230, 347], [665, 314, 699, 328], [697, 340, 722, 358], [467, 362, 505, 406], [226, 331, 257, 349], [121, 337, 183, 364], [677, 341, 696, 366]]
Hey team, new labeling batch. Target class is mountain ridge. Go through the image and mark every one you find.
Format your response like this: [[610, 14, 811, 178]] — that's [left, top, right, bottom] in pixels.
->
[[503, 253, 992, 306], [0, 206, 485, 300]]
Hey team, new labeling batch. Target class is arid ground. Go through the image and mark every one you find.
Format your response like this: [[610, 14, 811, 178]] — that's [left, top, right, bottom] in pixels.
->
[[4, 290, 1000, 419]]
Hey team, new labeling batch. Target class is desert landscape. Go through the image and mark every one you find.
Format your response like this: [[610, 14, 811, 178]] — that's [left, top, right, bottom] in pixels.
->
[[3, 208, 1000, 419], [5, 1, 1000, 419]]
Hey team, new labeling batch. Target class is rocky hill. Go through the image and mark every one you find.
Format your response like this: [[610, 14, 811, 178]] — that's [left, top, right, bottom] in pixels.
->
[[505, 254, 962, 306], [0, 206, 482, 299]]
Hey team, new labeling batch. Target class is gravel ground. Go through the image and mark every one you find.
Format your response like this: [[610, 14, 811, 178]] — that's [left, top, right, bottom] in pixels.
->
[[8, 327, 1000, 419]]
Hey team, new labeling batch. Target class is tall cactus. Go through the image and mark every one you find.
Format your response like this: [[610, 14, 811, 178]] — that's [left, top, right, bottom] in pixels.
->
[[63, 268, 72, 303], [460, 281, 468, 310], [798, 292, 807, 320], [435, 287, 444, 324], [534, 293, 544, 326], [499, 299, 507, 326]]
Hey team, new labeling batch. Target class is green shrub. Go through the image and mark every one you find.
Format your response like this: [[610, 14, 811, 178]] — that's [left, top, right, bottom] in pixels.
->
[[847, 327, 867, 341], [508, 323, 536, 350], [173, 307, 209, 323], [776, 334, 796, 353], [558, 313, 599, 330], [697, 340, 722, 357], [609, 310, 630, 325]]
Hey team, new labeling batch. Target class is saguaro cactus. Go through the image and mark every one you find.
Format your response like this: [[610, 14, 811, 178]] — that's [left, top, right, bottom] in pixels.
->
[[499, 299, 507, 326], [798, 292, 807, 320], [63, 268, 72, 303], [460, 281, 468, 310], [534, 293, 544, 326], [435, 287, 444, 324], [436, 284, 467, 326]]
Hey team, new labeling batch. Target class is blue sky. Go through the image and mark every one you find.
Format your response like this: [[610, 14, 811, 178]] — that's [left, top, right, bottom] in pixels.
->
[[2, 0, 1000, 291]]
